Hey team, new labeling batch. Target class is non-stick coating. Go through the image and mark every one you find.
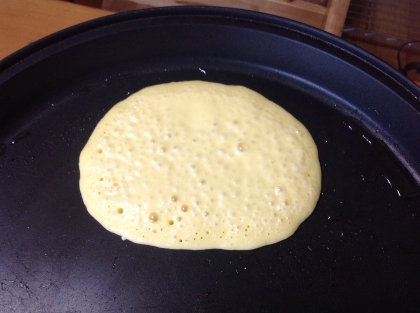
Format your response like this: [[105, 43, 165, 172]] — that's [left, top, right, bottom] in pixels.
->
[[1, 7, 420, 313]]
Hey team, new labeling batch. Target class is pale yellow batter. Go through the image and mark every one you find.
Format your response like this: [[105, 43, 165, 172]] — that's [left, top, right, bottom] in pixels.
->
[[79, 81, 321, 250]]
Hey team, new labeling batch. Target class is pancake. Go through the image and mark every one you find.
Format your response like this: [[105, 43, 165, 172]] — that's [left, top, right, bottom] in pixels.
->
[[79, 81, 321, 250]]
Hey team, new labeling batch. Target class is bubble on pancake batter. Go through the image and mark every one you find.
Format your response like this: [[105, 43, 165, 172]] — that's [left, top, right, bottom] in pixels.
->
[[149, 212, 158, 222], [237, 143, 247, 152]]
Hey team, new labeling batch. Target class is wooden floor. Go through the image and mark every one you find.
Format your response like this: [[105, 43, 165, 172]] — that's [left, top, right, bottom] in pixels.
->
[[70, 0, 420, 84]]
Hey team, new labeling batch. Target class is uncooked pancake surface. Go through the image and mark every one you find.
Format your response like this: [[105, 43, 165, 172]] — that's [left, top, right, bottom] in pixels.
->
[[79, 81, 321, 250]]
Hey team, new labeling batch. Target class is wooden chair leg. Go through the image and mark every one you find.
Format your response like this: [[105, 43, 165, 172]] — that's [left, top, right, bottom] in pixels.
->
[[324, 0, 350, 36]]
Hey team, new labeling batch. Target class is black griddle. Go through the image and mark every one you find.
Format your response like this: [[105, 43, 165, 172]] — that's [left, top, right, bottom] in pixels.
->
[[1, 7, 420, 313]]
